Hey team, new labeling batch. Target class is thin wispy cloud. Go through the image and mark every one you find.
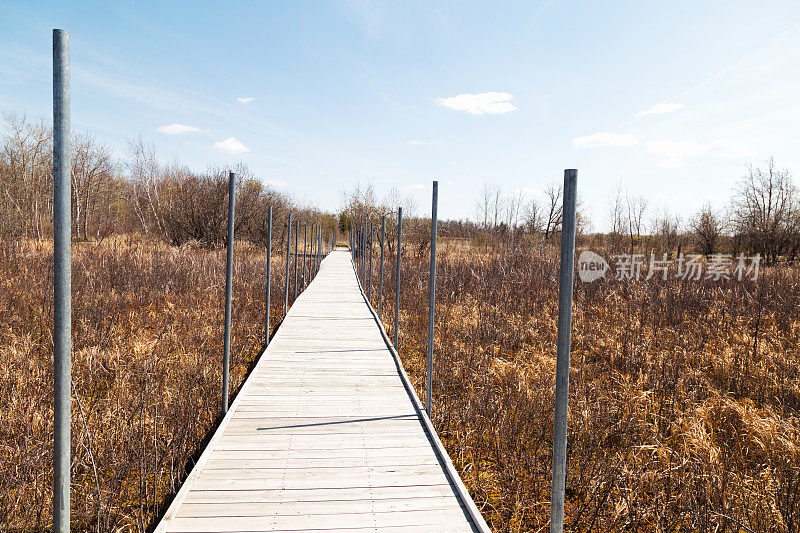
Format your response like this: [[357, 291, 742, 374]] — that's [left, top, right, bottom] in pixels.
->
[[401, 183, 426, 190], [266, 179, 288, 188], [573, 132, 638, 148], [156, 123, 208, 135], [646, 138, 753, 167], [409, 140, 436, 145], [445, 180, 458, 185], [214, 137, 250, 154], [437, 92, 517, 115], [637, 103, 685, 116], [237, 96, 255, 104]]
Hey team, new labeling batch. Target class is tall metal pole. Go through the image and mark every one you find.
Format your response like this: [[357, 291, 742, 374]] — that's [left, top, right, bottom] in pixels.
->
[[284, 213, 291, 314], [312, 224, 317, 277], [426, 181, 438, 417], [394, 208, 402, 348], [302, 223, 307, 289], [368, 222, 373, 302], [293, 219, 299, 301], [378, 216, 386, 317], [264, 206, 272, 347], [362, 218, 368, 282], [549, 169, 578, 533], [309, 224, 315, 281], [52, 28, 71, 533], [222, 171, 236, 415]]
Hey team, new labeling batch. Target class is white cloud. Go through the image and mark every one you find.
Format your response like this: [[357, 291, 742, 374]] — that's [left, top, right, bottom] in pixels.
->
[[573, 132, 638, 148], [436, 92, 517, 115], [156, 123, 208, 135], [213, 137, 250, 154], [237, 96, 255, 104], [637, 102, 685, 116], [409, 140, 435, 145], [401, 183, 426, 190], [266, 179, 288, 188], [445, 180, 458, 185], [646, 138, 753, 167]]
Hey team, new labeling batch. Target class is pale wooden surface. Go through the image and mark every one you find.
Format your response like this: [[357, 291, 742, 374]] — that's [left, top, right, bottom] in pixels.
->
[[156, 249, 481, 532]]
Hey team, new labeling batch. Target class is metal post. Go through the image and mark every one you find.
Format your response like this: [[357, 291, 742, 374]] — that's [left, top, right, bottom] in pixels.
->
[[312, 224, 317, 278], [426, 181, 438, 417], [293, 220, 299, 301], [222, 171, 236, 415], [284, 213, 291, 314], [52, 28, 71, 533], [362, 219, 368, 282], [549, 169, 578, 533], [378, 216, 386, 317], [394, 208, 402, 348], [368, 222, 373, 302], [264, 206, 273, 347], [302, 223, 307, 289], [309, 224, 315, 281]]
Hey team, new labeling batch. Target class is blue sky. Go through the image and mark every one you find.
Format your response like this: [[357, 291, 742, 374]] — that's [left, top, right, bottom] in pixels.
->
[[2, 1, 800, 229]]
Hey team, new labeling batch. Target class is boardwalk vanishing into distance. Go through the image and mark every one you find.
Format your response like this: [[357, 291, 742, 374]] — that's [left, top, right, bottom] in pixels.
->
[[156, 248, 490, 532]]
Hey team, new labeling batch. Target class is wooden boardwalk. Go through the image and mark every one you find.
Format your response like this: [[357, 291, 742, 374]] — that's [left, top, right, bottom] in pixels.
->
[[156, 249, 490, 532]]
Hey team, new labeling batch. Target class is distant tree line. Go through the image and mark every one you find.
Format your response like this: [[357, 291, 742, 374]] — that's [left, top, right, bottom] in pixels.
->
[[463, 161, 799, 263], [4, 113, 797, 261], [0, 114, 336, 248]]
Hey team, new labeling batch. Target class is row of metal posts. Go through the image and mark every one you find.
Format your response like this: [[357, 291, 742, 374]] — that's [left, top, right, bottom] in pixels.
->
[[52, 28, 576, 533]]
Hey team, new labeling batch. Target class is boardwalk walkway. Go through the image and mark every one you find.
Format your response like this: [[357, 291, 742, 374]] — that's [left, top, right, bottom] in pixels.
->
[[156, 249, 489, 532]]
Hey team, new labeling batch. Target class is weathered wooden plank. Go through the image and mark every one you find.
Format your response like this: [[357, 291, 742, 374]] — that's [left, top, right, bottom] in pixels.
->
[[155, 250, 482, 532]]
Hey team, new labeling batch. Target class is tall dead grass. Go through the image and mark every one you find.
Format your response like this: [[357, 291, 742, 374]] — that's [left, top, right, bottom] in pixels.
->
[[0, 235, 292, 531], [369, 239, 800, 532]]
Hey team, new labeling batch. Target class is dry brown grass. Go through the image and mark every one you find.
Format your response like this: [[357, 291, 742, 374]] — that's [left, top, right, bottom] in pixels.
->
[[0, 235, 297, 531], [5, 232, 800, 531], [368, 238, 800, 532]]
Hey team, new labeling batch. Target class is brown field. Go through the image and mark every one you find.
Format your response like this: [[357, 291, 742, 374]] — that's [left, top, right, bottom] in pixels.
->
[[369, 238, 800, 532], [0, 236, 292, 531], [3, 234, 800, 532]]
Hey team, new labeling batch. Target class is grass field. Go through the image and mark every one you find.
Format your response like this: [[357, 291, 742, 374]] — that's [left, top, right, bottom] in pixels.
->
[[0, 236, 288, 531], [369, 238, 800, 531], [3, 235, 800, 531]]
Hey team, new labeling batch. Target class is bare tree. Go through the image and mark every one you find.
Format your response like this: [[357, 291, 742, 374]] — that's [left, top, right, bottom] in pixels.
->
[[731, 158, 799, 264], [543, 182, 563, 239], [0, 114, 52, 239], [475, 182, 503, 230], [690, 203, 723, 257], [523, 197, 543, 235], [504, 189, 524, 229], [71, 133, 115, 240], [625, 193, 648, 254], [125, 137, 164, 236], [652, 207, 681, 256]]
